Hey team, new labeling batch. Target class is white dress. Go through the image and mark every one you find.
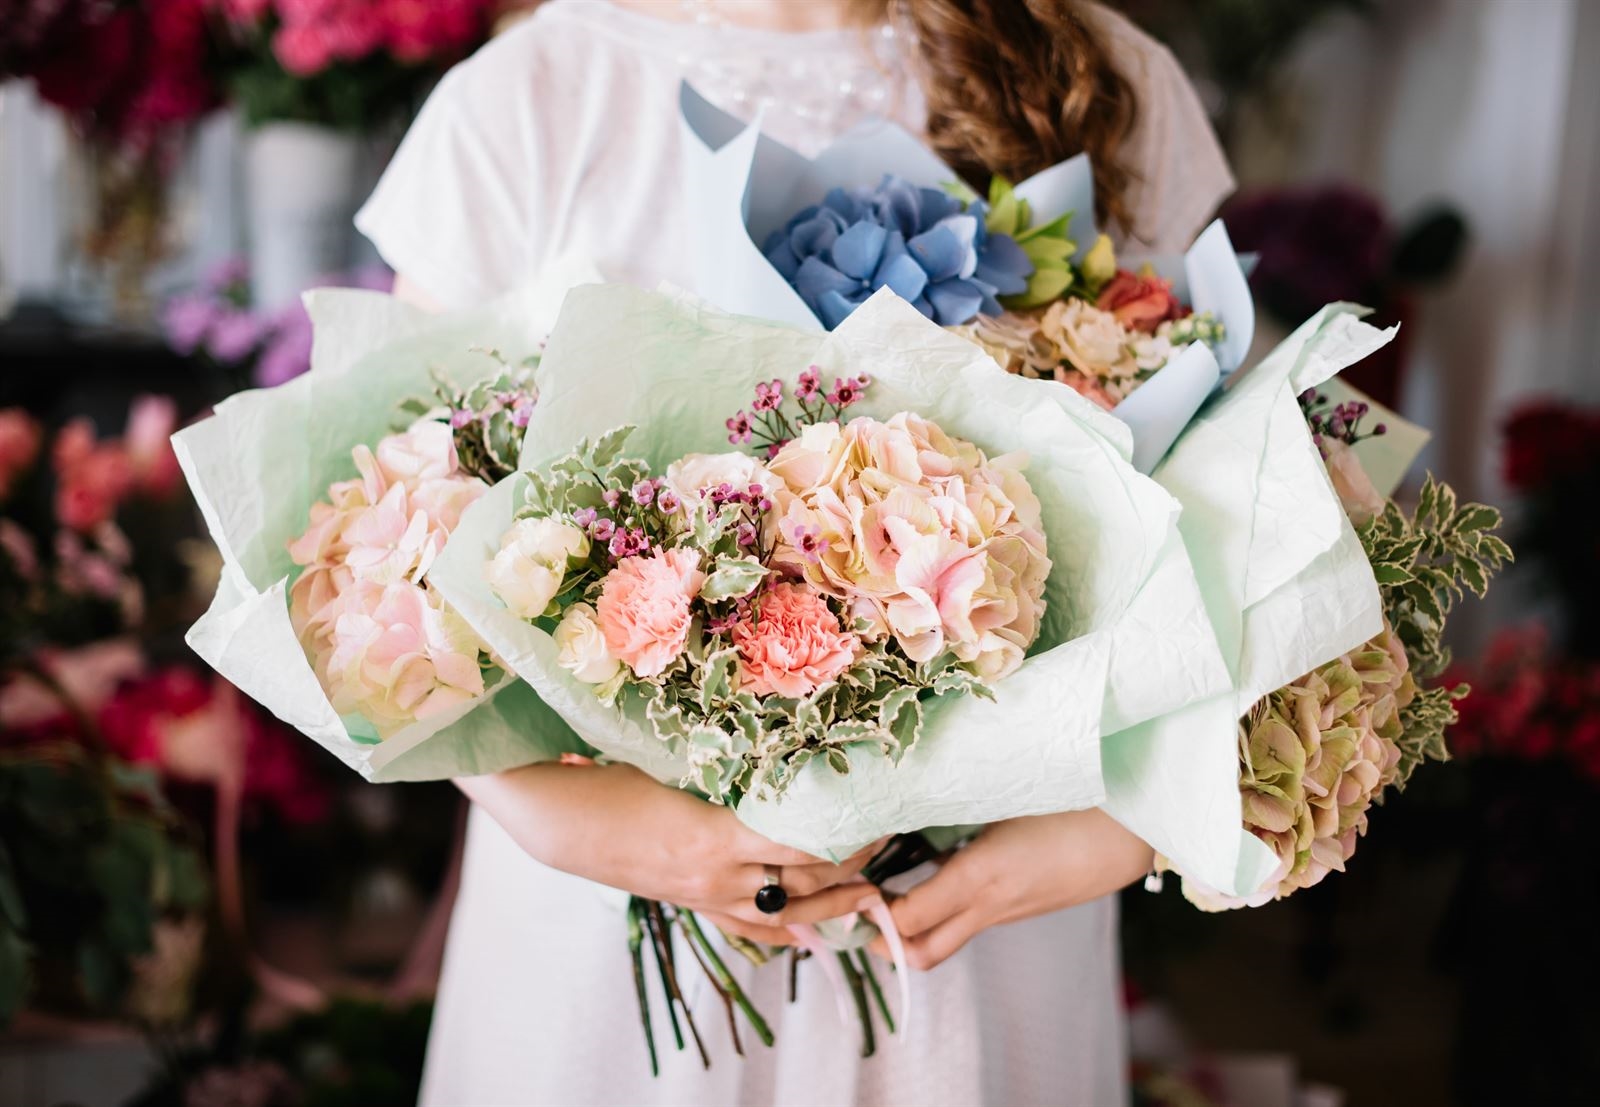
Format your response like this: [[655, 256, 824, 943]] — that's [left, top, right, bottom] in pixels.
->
[[355, 4, 1232, 1104]]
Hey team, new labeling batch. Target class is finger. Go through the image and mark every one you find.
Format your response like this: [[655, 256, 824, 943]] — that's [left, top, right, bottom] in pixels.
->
[[903, 908, 981, 971], [731, 824, 829, 869], [726, 879, 880, 929], [699, 910, 796, 948], [886, 859, 977, 937], [775, 837, 893, 898]]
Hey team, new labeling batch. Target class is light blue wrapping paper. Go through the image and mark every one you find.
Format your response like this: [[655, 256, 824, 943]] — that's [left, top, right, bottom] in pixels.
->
[[677, 82, 1254, 473]]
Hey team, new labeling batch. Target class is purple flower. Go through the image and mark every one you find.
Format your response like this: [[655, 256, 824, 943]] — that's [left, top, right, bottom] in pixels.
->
[[592, 518, 616, 542], [162, 294, 220, 354], [726, 411, 753, 445], [450, 408, 475, 429], [736, 521, 758, 547], [573, 507, 599, 529], [203, 256, 251, 295], [253, 326, 312, 388], [603, 489, 623, 510], [657, 490, 681, 514], [797, 366, 822, 401], [208, 309, 268, 362], [631, 479, 656, 506], [511, 403, 533, 428]]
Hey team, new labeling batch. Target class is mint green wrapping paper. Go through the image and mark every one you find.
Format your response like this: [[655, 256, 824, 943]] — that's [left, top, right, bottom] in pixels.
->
[[174, 264, 598, 781], [430, 283, 1231, 860], [1101, 305, 1400, 897]]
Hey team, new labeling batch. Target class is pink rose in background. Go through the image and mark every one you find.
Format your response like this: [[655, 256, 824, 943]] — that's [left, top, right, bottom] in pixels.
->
[[1322, 440, 1386, 526], [0, 408, 42, 500], [596, 548, 706, 678], [125, 395, 181, 496], [0, 639, 146, 730], [272, 22, 334, 76], [374, 419, 459, 486], [732, 583, 859, 698], [1095, 268, 1189, 334]]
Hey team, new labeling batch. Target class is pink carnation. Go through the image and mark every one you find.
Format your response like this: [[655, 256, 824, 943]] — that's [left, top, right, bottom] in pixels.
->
[[732, 583, 858, 698], [595, 548, 706, 678]]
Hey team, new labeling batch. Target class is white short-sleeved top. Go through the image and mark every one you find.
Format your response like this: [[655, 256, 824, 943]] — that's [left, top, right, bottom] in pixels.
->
[[356, 0, 1233, 308]]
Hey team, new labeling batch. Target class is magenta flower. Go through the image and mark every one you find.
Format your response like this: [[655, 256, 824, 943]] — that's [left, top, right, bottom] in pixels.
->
[[657, 490, 681, 514], [753, 379, 783, 412], [826, 375, 868, 407], [603, 489, 623, 510], [726, 411, 753, 445], [631, 479, 656, 506], [573, 507, 599, 530], [592, 518, 616, 542], [797, 366, 822, 402], [736, 521, 758, 547], [787, 522, 830, 563], [449, 408, 474, 429]]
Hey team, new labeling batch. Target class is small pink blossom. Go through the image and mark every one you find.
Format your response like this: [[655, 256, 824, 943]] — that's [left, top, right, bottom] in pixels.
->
[[0, 408, 42, 500]]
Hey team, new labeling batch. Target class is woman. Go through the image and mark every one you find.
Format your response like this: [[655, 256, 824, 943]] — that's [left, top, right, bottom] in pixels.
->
[[356, 2, 1232, 1103]]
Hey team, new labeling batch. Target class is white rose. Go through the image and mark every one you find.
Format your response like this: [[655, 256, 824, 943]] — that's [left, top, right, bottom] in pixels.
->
[[485, 516, 587, 620], [662, 452, 774, 509], [1042, 300, 1138, 384], [554, 602, 622, 686]]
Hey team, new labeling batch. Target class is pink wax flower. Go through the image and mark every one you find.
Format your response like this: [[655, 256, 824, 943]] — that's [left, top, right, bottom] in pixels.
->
[[732, 583, 858, 698], [595, 548, 706, 678]]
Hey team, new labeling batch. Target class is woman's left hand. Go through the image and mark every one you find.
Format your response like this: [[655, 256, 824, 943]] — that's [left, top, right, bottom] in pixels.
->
[[868, 809, 1154, 971]]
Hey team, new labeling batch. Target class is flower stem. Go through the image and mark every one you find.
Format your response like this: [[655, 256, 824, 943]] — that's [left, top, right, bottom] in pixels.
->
[[678, 913, 743, 1056], [837, 950, 876, 1057], [856, 949, 895, 1034], [642, 901, 690, 1058], [626, 898, 660, 1076], [682, 911, 775, 1048]]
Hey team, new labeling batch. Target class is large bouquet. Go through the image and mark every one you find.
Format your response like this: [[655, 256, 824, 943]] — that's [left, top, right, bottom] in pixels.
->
[[174, 264, 596, 780], [678, 84, 1254, 473]]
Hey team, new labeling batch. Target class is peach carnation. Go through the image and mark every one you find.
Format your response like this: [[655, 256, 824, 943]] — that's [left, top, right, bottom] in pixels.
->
[[732, 583, 859, 698], [595, 548, 706, 678]]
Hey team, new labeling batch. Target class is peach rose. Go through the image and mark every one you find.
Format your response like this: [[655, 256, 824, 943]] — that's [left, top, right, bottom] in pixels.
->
[[374, 419, 459, 487], [595, 548, 706, 678], [732, 582, 859, 698], [1322, 440, 1386, 526], [1095, 267, 1187, 334], [1040, 300, 1139, 394], [663, 452, 774, 511]]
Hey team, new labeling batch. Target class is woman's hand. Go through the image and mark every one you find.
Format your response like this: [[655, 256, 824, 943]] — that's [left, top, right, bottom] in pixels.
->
[[458, 761, 882, 928], [869, 809, 1154, 971]]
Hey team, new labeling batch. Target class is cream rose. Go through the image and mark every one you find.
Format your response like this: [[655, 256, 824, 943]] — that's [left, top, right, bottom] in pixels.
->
[[554, 602, 623, 687], [1040, 300, 1138, 387], [486, 516, 589, 620], [662, 452, 774, 510]]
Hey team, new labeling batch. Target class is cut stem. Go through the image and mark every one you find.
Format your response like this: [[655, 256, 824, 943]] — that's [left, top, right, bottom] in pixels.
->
[[626, 899, 660, 1076], [642, 901, 688, 1057], [679, 914, 743, 1056], [856, 949, 895, 1035], [682, 911, 775, 1048], [837, 950, 876, 1058]]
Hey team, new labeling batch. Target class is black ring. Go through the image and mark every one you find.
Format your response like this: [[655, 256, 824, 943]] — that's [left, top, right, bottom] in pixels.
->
[[754, 873, 788, 915]]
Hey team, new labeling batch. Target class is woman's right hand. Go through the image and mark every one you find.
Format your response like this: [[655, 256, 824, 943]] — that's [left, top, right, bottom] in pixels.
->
[[458, 761, 882, 928]]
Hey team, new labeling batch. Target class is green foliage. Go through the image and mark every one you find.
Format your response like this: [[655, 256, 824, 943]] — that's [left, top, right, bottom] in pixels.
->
[[1354, 474, 1510, 785], [400, 354, 541, 486], [0, 745, 207, 1023], [226, 49, 433, 132], [1358, 474, 1512, 680], [984, 176, 1081, 310], [640, 632, 994, 806]]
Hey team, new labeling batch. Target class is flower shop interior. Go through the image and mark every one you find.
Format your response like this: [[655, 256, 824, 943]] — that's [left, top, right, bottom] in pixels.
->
[[1, 2, 1596, 1105]]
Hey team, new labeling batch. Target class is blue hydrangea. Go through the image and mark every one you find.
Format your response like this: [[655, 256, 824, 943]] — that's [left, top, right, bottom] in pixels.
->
[[763, 175, 1034, 329]]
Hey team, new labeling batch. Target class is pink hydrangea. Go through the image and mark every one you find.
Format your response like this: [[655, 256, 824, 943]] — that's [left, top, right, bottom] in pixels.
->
[[768, 412, 1049, 678], [732, 583, 859, 698], [594, 548, 706, 678]]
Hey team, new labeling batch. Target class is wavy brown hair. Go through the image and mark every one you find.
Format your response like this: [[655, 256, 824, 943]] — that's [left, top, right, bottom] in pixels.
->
[[849, 0, 1141, 235]]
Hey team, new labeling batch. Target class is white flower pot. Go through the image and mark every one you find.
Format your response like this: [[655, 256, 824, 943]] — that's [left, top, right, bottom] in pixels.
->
[[245, 122, 361, 310]]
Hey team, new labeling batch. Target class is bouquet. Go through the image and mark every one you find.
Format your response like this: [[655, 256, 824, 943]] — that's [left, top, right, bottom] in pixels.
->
[[174, 264, 597, 780], [678, 84, 1254, 472], [426, 280, 1237, 1061], [1119, 317, 1510, 908], [206, 0, 495, 129]]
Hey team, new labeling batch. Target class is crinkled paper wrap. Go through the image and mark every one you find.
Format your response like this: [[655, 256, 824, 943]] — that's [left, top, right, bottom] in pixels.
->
[[1100, 304, 1398, 897], [677, 82, 1255, 474], [430, 282, 1231, 860], [174, 261, 599, 781]]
